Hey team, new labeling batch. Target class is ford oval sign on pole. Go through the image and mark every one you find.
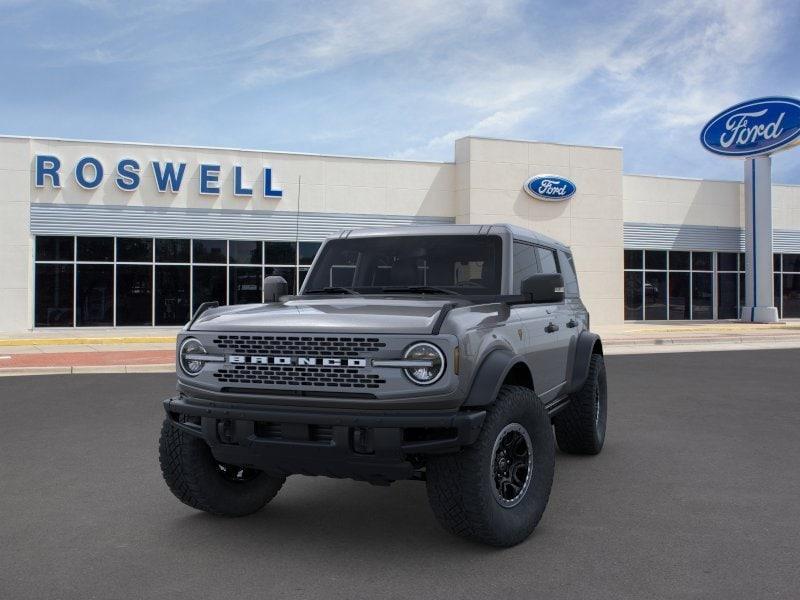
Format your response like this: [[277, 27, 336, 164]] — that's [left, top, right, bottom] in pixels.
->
[[700, 96, 800, 324], [700, 96, 800, 157], [524, 175, 576, 201]]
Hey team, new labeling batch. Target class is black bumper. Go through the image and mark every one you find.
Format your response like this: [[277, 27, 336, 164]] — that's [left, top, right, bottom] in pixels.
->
[[163, 395, 486, 483]]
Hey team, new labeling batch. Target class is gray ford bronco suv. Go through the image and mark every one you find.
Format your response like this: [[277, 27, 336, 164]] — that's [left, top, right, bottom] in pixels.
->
[[159, 224, 607, 547]]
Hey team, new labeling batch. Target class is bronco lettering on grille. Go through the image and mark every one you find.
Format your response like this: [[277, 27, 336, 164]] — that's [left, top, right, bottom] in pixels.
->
[[227, 355, 368, 367]]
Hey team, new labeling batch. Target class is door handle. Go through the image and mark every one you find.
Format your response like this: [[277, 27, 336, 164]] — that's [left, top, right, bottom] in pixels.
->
[[545, 322, 559, 333], [567, 319, 578, 328]]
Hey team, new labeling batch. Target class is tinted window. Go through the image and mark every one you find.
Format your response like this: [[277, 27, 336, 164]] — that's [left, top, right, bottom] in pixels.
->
[[155, 239, 190, 263], [264, 241, 295, 265], [155, 265, 190, 325], [783, 254, 800, 272], [645, 250, 666, 270], [692, 272, 713, 318], [193, 239, 227, 264], [35, 264, 73, 326], [230, 266, 262, 304], [36, 236, 74, 261], [76, 264, 113, 326], [559, 250, 579, 296], [193, 266, 227, 311], [117, 238, 153, 262], [692, 252, 712, 271], [718, 253, 738, 271], [78, 237, 113, 262], [299, 242, 322, 265], [783, 274, 800, 318], [669, 251, 689, 270], [624, 271, 642, 320], [718, 273, 738, 319], [230, 240, 262, 265], [644, 272, 667, 319], [116, 265, 152, 325], [668, 272, 690, 319], [624, 249, 642, 270], [304, 235, 503, 295], [513, 242, 539, 293], [536, 247, 559, 275]]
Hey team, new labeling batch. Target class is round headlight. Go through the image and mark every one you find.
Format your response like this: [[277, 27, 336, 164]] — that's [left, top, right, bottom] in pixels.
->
[[179, 337, 207, 376], [403, 342, 445, 385]]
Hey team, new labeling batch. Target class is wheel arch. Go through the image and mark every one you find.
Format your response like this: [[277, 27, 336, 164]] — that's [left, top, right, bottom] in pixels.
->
[[463, 349, 535, 407], [566, 331, 603, 394]]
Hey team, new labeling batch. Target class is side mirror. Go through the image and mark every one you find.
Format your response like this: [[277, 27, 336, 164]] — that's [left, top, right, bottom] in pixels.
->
[[521, 273, 565, 304], [263, 275, 289, 302]]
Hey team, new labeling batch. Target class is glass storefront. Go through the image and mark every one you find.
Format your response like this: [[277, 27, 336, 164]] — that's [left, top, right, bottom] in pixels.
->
[[625, 249, 800, 320], [34, 236, 322, 327]]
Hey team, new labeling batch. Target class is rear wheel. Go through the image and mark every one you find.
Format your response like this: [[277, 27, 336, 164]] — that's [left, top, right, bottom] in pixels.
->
[[426, 385, 555, 547], [158, 419, 285, 516], [554, 353, 607, 454]]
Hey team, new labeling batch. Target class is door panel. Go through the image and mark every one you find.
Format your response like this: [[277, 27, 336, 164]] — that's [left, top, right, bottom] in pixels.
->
[[514, 304, 564, 399]]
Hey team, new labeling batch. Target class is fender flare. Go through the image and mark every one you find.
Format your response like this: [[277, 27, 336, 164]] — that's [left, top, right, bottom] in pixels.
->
[[566, 331, 603, 394], [463, 348, 530, 407]]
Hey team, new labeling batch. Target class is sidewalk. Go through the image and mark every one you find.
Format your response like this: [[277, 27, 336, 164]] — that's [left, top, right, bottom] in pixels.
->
[[1, 322, 799, 376]]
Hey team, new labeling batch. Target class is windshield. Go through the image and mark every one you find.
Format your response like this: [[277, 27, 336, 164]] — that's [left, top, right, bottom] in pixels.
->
[[302, 235, 503, 296]]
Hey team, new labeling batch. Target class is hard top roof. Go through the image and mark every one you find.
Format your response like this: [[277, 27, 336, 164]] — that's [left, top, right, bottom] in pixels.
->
[[336, 223, 570, 252]]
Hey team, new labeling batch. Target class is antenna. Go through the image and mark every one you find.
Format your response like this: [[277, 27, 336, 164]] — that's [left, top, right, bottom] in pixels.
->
[[295, 175, 301, 290]]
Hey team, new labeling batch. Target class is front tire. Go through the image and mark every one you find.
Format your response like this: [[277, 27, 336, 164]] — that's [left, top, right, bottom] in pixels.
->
[[158, 419, 285, 516], [554, 353, 607, 455], [426, 385, 555, 547]]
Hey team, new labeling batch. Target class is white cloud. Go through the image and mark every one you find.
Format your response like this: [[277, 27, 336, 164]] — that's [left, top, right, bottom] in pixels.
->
[[396, 0, 791, 160]]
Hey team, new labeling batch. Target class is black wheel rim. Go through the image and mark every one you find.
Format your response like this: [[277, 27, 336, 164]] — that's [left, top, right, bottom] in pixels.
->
[[216, 463, 260, 483], [490, 423, 533, 508]]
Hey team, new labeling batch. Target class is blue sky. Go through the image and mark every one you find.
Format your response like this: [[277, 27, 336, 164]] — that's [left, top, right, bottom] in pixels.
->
[[2, 0, 799, 182]]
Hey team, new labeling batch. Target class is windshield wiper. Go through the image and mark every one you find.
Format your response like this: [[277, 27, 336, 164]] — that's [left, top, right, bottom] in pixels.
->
[[380, 285, 460, 296], [305, 286, 360, 295]]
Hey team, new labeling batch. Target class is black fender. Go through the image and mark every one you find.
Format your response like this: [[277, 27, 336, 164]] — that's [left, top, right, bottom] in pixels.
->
[[566, 331, 603, 394], [463, 348, 531, 407]]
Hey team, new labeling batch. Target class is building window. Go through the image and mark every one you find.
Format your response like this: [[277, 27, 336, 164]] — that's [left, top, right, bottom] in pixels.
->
[[33, 236, 322, 327], [624, 249, 744, 321], [35, 264, 73, 326], [776, 253, 800, 319]]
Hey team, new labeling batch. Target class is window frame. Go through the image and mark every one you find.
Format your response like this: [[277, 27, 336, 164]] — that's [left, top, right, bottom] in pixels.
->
[[32, 236, 322, 328]]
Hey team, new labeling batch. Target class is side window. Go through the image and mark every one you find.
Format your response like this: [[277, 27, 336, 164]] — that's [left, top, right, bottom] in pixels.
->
[[513, 241, 540, 292], [536, 246, 560, 275], [559, 250, 579, 297]]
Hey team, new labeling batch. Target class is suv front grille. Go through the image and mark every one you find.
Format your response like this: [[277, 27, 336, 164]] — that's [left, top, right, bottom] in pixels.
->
[[212, 335, 386, 357], [213, 364, 387, 389]]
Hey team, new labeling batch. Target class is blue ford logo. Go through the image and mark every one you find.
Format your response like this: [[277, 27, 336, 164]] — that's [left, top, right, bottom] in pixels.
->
[[700, 96, 800, 157], [523, 175, 576, 201]]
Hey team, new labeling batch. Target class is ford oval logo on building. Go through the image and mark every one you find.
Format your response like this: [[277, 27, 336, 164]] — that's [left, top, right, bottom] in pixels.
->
[[700, 96, 800, 157], [523, 174, 576, 201]]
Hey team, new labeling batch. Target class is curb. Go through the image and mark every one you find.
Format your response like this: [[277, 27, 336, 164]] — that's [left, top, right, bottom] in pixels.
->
[[603, 335, 800, 346], [0, 336, 176, 347], [0, 364, 174, 377]]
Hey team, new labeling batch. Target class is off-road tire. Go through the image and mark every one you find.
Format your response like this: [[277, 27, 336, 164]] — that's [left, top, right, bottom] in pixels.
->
[[554, 353, 607, 455], [425, 385, 555, 547], [159, 419, 285, 516]]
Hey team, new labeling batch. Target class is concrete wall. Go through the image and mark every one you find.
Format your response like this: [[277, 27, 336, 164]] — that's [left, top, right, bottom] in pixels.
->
[[623, 173, 800, 231], [456, 137, 624, 325], [26, 138, 456, 216], [0, 137, 32, 334]]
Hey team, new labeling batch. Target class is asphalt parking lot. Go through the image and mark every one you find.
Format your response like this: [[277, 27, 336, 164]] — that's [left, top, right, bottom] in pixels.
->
[[2, 349, 799, 600]]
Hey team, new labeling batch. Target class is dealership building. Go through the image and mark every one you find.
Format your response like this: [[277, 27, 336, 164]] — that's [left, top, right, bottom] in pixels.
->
[[0, 134, 799, 333]]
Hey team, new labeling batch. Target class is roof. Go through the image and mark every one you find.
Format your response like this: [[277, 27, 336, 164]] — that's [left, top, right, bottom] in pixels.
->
[[337, 223, 570, 251]]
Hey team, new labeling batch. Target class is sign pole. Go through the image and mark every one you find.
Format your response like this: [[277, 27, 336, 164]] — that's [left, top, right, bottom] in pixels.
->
[[742, 155, 779, 323]]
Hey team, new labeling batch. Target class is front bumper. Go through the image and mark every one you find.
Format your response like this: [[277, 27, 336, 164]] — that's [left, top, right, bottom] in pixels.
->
[[163, 394, 486, 483]]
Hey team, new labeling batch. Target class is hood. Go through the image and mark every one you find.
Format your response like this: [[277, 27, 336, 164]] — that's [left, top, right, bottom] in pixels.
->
[[189, 297, 457, 334]]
